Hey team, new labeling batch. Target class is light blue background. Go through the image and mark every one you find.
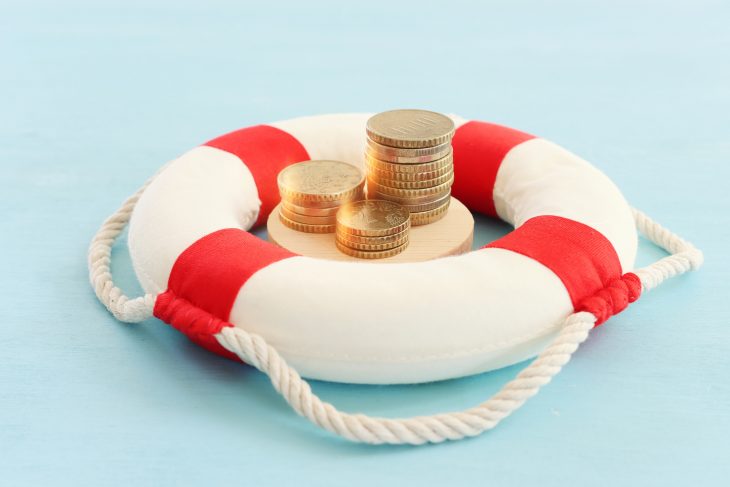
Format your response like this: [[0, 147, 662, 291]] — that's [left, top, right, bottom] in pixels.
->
[[1, 1, 728, 485]]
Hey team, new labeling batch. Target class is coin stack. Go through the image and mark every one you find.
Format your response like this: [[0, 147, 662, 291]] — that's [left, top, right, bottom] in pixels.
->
[[365, 109, 455, 226], [335, 200, 411, 259], [277, 160, 364, 233]]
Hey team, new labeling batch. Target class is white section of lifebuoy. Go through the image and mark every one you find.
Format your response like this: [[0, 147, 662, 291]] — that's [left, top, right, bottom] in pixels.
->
[[128, 146, 260, 294], [494, 138, 637, 272], [269, 113, 370, 167], [127, 113, 637, 384], [229, 248, 571, 384]]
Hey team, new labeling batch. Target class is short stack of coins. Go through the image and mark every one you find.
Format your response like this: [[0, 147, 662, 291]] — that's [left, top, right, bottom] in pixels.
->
[[277, 160, 364, 233], [335, 200, 410, 259], [365, 109, 455, 226]]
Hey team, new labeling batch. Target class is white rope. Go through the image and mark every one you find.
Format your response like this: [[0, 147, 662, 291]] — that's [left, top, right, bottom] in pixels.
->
[[88, 175, 158, 323], [631, 208, 704, 292], [89, 174, 703, 444], [216, 312, 596, 444]]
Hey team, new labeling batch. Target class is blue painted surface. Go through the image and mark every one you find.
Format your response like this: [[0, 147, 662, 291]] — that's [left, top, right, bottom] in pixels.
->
[[1, 1, 728, 485]]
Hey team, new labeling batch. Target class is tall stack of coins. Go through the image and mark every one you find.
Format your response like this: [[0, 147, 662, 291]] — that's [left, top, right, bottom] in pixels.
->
[[335, 200, 411, 259], [365, 109, 455, 226], [277, 160, 364, 233]]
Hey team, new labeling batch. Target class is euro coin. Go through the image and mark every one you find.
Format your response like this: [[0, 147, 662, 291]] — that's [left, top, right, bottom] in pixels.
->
[[277, 160, 364, 202], [365, 151, 452, 173], [368, 168, 454, 189], [284, 190, 363, 209], [399, 193, 452, 213], [335, 239, 408, 259], [281, 200, 341, 217], [366, 162, 452, 181], [366, 110, 455, 148], [367, 175, 454, 198], [336, 199, 410, 237], [279, 205, 337, 225], [335, 228, 409, 245], [366, 139, 451, 163], [335, 234, 408, 251], [279, 211, 336, 233], [409, 199, 451, 226], [367, 188, 451, 205]]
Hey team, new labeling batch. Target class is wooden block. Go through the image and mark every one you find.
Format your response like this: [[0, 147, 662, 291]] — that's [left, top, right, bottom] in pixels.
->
[[267, 197, 474, 263]]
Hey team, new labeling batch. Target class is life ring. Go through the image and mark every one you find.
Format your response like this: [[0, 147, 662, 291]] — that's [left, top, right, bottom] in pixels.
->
[[89, 113, 702, 444]]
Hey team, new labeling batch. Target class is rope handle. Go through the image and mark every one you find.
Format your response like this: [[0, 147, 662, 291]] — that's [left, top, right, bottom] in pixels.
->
[[89, 177, 703, 444], [88, 175, 157, 323]]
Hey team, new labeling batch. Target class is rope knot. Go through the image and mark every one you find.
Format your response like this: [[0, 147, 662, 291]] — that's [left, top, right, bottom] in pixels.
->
[[577, 272, 642, 326]]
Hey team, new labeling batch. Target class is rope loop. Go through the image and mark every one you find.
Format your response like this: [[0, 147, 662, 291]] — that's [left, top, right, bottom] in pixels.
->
[[87, 168, 166, 323]]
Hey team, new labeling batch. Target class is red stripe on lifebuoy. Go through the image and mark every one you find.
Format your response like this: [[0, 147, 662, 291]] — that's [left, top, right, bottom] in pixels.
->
[[206, 125, 310, 227], [485, 216, 629, 314], [154, 229, 296, 359], [452, 121, 535, 217]]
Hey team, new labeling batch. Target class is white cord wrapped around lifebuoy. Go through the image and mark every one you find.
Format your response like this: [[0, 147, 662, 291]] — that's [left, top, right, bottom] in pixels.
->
[[88, 113, 702, 444]]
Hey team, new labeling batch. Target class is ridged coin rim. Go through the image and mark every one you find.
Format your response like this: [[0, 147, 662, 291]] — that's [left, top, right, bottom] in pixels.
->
[[283, 190, 364, 209], [367, 189, 451, 205], [366, 162, 453, 181], [279, 180, 364, 203], [366, 139, 451, 163], [279, 205, 337, 225], [368, 168, 454, 189], [279, 211, 336, 233], [399, 193, 453, 213], [335, 234, 409, 251], [367, 174, 454, 198], [409, 199, 451, 226], [335, 239, 409, 259], [281, 200, 341, 217], [335, 227, 409, 245], [365, 152, 453, 173]]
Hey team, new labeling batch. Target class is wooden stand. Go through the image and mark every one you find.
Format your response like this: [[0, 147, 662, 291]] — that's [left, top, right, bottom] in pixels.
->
[[267, 197, 474, 263]]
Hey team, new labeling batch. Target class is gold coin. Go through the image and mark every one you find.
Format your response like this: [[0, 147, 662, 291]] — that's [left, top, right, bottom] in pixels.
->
[[335, 239, 408, 259], [281, 200, 341, 217], [279, 205, 337, 225], [367, 174, 454, 198], [367, 188, 451, 205], [279, 211, 336, 233], [400, 193, 452, 213], [366, 110, 455, 148], [366, 139, 451, 163], [365, 151, 453, 173], [335, 227, 409, 245], [277, 160, 364, 202], [366, 161, 452, 181], [336, 234, 408, 251], [336, 199, 410, 237], [368, 168, 454, 189], [283, 190, 364, 209], [409, 199, 451, 226]]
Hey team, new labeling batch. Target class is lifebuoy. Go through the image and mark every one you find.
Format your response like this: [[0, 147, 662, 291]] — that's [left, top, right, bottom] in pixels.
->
[[127, 113, 637, 384], [89, 113, 702, 444]]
